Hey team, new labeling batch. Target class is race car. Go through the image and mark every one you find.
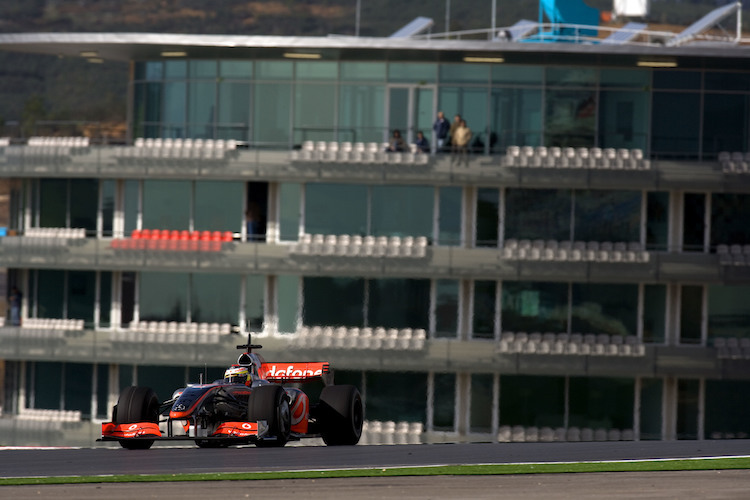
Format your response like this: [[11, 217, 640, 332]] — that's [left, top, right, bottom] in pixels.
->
[[100, 334, 363, 449]]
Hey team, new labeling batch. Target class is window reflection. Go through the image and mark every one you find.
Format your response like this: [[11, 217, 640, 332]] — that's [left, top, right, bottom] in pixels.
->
[[191, 274, 240, 324], [470, 374, 494, 433], [708, 285, 750, 340], [505, 188, 570, 241], [473, 280, 496, 339], [432, 373, 456, 430], [368, 278, 429, 330], [573, 190, 640, 242], [438, 187, 461, 246], [502, 281, 568, 333], [303, 277, 365, 327], [499, 375, 565, 428], [571, 283, 637, 337], [435, 279, 459, 337], [711, 193, 750, 246]]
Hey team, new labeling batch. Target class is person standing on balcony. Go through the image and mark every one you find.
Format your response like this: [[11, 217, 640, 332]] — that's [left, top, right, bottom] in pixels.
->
[[448, 113, 462, 154], [452, 119, 472, 166], [432, 111, 450, 151]]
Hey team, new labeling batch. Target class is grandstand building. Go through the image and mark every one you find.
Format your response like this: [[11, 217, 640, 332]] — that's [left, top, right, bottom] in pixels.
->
[[0, 10, 750, 445]]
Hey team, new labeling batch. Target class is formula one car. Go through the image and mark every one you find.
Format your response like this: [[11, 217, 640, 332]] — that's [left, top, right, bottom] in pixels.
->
[[100, 334, 363, 449]]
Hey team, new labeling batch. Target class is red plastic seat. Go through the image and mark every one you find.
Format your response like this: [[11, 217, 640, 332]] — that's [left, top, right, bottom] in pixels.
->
[[140, 229, 151, 240], [169, 230, 180, 240], [190, 231, 201, 241], [149, 229, 161, 240], [200, 230, 212, 241], [179, 230, 190, 240], [222, 231, 233, 242], [131, 229, 142, 239]]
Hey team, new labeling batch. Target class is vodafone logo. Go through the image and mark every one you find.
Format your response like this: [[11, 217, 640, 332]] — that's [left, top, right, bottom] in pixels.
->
[[242, 423, 253, 430], [265, 365, 323, 379], [128, 424, 138, 431]]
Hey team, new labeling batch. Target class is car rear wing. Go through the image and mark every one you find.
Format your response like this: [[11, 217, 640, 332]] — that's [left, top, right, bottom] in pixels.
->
[[260, 362, 331, 383]]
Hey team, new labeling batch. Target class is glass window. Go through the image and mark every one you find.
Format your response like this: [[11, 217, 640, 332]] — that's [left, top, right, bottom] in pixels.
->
[[64, 363, 93, 414], [711, 194, 750, 246], [279, 183, 301, 241], [218, 82, 250, 139], [569, 377, 634, 430], [435, 279, 459, 338], [100, 271, 112, 328], [440, 63, 489, 84], [339, 84, 385, 144], [651, 92, 700, 156], [545, 89, 596, 147], [255, 61, 293, 80], [67, 271, 95, 325], [219, 60, 253, 79], [708, 285, 750, 340], [133, 82, 162, 138], [294, 83, 337, 143], [277, 275, 299, 334], [438, 186, 461, 246], [245, 275, 265, 330], [123, 180, 139, 236], [305, 183, 367, 236], [189, 60, 217, 79], [296, 61, 337, 80], [36, 270, 64, 318], [303, 277, 364, 327], [30, 362, 62, 409], [639, 378, 662, 440], [490, 88, 542, 151], [195, 181, 243, 232], [683, 193, 705, 252], [95, 364, 109, 419], [473, 280, 496, 339], [39, 179, 67, 228], [366, 371, 426, 422], [371, 185, 432, 237], [101, 180, 115, 236], [439, 87, 488, 153], [703, 93, 750, 156], [676, 379, 699, 440], [139, 272, 189, 322], [144, 61, 163, 80], [653, 70, 700, 90], [388, 63, 436, 83], [138, 365, 186, 403], [573, 190, 640, 242], [705, 380, 750, 440], [340, 62, 386, 82], [432, 373, 456, 430], [598, 90, 649, 151], [505, 188, 571, 241], [368, 279, 430, 329], [705, 72, 750, 92], [499, 375, 565, 427], [546, 67, 596, 87], [143, 180, 190, 230], [502, 281, 568, 334], [646, 192, 669, 251], [191, 274, 240, 324], [470, 373, 494, 433], [643, 284, 666, 343], [69, 179, 98, 232], [164, 60, 186, 79], [571, 283, 638, 337], [254, 82, 291, 146], [492, 65, 543, 85], [680, 285, 703, 344], [599, 68, 649, 89], [163, 82, 186, 136], [476, 188, 499, 247], [188, 81, 216, 137]]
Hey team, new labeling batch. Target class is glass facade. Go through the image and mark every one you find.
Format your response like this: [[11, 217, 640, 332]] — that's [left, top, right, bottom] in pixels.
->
[[132, 61, 750, 159]]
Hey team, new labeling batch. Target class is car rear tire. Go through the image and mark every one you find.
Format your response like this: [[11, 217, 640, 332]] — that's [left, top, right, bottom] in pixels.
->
[[114, 386, 160, 450], [319, 385, 363, 446], [247, 385, 290, 447]]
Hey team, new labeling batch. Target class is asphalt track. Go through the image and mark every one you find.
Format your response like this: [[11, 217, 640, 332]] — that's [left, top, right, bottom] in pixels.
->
[[1, 441, 750, 499]]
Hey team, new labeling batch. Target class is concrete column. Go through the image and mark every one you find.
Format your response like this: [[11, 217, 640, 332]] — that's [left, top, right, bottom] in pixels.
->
[[662, 376, 678, 441], [665, 283, 680, 346], [455, 372, 471, 437], [459, 279, 471, 341], [668, 190, 683, 253], [266, 182, 280, 243], [107, 364, 119, 419]]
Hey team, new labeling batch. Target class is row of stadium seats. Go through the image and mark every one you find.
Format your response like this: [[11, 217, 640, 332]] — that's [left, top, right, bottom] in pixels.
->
[[24, 227, 87, 239], [504, 146, 650, 170], [115, 138, 238, 163], [713, 337, 750, 359], [128, 320, 232, 335], [22, 318, 84, 330], [497, 425, 635, 443], [5, 137, 91, 160], [291, 141, 429, 165], [111, 229, 234, 253], [290, 234, 428, 258], [718, 151, 750, 174], [503, 239, 649, 263], [709, 431, 749, 439], [27, 136, 90, 148], [293, 326, 427, 350], [497, 332, 645, 356], [360, 420, 424, 445], [17, 407, 82, 422], [110, 330, 222, 344], [716, 244, 750, 266]]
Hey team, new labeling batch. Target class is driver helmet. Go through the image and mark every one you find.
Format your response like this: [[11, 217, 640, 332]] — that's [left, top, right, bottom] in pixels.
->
[[224, 365, 249, 385]]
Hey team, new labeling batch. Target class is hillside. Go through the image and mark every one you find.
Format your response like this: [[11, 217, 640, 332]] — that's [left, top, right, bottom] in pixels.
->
[[0, 0, 744, 138]]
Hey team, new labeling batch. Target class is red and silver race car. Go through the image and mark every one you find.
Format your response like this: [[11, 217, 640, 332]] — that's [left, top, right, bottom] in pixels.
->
[[101, 335, 364, 449]]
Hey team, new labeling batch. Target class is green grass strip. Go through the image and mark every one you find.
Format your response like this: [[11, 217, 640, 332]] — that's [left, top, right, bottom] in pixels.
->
[[2, 457, 749, 486]]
